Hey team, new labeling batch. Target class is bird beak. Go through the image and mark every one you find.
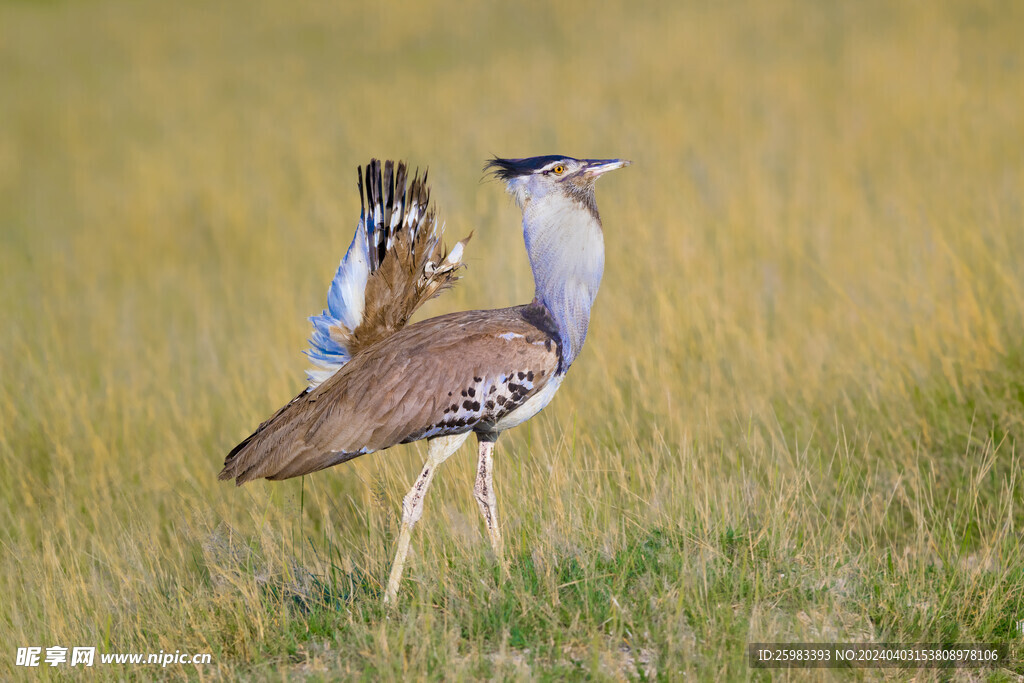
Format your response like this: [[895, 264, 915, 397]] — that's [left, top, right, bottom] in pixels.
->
[[583, 159, 631, 178]]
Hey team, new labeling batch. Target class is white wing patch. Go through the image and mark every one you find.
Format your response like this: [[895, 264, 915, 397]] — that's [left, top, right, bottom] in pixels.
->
[[305, 220, 371, 388], [330, 220, 371, 332]]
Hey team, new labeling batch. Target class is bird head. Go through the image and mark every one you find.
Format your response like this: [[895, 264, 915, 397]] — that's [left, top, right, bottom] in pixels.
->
[[485, 155, 630, 214]]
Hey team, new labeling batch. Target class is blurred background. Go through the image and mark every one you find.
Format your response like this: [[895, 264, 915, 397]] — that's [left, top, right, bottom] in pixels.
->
[[2, 0, 1022, 678]]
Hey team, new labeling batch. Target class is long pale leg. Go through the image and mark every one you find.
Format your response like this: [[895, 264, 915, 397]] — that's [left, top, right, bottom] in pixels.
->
[[384, 432, 469, 605], [473, 437, 505, 567]]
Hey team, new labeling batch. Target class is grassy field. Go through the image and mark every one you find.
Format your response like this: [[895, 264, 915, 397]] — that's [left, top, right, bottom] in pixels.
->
[[2, 0, 1024, 679]]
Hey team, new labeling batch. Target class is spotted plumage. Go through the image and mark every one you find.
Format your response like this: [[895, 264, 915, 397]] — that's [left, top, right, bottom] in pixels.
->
[[221, 304, 559, 483]]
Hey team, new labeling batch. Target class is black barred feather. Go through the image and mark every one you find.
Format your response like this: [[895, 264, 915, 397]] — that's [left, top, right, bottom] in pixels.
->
[[304, 159, 470, 389]]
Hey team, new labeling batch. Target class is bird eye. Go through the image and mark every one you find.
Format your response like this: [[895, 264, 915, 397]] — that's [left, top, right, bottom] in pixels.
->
[[552, 164, 565, 175]]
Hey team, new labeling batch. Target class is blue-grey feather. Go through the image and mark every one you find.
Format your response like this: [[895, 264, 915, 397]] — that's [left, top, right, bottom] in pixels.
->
[[305, 314, 348, 362], [306, 213, 372, 387], [325, 218, 371, 331]]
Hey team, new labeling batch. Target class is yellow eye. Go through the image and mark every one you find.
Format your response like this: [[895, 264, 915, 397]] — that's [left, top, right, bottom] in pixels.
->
[[552, 164, 565, 174]]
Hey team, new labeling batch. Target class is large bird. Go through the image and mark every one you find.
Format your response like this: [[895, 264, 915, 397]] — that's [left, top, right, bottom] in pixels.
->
[[220, 156, 629, 602]]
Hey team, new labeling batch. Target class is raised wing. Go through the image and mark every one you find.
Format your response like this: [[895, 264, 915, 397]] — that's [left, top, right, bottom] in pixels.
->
[[306, 160, 470, 389]]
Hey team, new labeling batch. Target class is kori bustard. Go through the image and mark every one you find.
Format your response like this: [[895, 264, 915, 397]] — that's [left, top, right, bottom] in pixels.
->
[[220, 156, 629, 603]]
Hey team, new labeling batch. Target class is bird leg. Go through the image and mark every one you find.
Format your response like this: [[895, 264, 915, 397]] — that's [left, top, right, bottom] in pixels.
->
[[384, 432, 468, 605], [473, 437, 505, 568]]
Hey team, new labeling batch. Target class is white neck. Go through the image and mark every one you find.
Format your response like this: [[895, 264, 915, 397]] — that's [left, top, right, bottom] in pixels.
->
[[521, 194, 605, 371]]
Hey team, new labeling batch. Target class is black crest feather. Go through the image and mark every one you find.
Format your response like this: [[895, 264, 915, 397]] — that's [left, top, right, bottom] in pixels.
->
[[484, 155, 574, 180]]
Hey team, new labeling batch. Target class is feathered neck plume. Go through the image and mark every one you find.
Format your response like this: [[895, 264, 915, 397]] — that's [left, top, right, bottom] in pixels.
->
[[521, 195, 604, 371]]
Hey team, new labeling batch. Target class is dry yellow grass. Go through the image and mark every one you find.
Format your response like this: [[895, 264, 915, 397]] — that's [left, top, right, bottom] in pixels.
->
[[2, 0, 1023, 679]]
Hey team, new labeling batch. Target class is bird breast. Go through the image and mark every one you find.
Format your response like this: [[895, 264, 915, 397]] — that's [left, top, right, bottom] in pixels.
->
[[491, 372, 565, 432]]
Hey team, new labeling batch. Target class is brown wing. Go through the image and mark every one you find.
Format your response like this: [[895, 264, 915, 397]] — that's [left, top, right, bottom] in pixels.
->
[[220, 304, 560, 484]]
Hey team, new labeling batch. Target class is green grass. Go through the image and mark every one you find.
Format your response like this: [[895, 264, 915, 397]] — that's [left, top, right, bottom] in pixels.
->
[[2, 0, 1024, 679]]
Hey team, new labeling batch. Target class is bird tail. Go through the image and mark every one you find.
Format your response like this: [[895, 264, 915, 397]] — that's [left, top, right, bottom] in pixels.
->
[[304, 159, 470, 389], [219, 160, 468, 485]]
